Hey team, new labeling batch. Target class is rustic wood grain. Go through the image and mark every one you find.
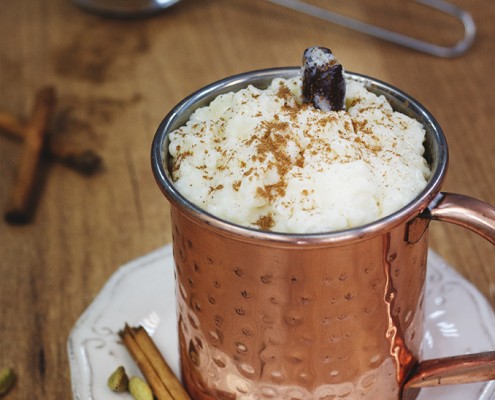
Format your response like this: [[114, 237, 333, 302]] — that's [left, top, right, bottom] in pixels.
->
[[0, 0, 493, 398]]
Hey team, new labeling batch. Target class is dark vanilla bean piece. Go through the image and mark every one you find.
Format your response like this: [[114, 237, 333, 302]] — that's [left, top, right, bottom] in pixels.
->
[[302, 46, 346, 111]]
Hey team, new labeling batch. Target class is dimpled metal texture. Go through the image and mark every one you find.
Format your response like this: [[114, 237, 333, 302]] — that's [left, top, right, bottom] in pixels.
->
[[171, 207, 427, 400]]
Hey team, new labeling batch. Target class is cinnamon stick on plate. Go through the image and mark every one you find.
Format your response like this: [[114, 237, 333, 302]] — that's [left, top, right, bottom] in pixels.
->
[[120, 324, 192, 400], [0, 111, 102, 175], [4, 87, 56, 224]]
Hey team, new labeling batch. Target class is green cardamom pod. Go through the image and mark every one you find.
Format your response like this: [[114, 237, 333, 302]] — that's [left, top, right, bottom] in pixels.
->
[[107, 366, 129, 392], [129, 376, 153, 400], [0, 367, 16, 396]]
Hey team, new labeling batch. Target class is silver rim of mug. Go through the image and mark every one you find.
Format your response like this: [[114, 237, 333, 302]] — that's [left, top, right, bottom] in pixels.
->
[[151, 67, 448, 246]]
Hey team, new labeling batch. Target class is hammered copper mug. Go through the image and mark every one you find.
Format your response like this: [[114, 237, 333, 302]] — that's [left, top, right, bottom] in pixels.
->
[[151, 68, 495, 400]]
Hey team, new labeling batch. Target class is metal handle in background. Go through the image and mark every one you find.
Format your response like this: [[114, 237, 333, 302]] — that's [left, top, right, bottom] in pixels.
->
[[265, 0, 476, 58]]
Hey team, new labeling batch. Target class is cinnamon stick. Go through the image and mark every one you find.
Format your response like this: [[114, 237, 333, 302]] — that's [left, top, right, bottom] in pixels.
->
[[4, 87, 56, 224], [46, 140, 102, 175], [0, 112, 23, 139], [132, 326, 192, 400], [0, 111, 102, 175], [120, 324, 191, 400]]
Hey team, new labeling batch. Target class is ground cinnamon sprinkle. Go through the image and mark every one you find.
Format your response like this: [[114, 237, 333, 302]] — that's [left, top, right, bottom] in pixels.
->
[[243, 167, 254, 177], [277, 85, 294, 102], [256, 186, 268, 199], [172, 150, 193, 173], [254, 213, 275, 230], [208, 184, 224, 194], [257, 181, 287, 202]]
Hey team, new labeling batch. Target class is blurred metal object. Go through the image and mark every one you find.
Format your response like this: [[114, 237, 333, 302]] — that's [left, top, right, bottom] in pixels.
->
[[72, 0, 180, 17], [265, 0, 476, 57]]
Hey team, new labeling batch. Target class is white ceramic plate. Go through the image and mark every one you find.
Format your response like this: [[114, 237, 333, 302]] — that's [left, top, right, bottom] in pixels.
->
[[67, 245, 495, 399]]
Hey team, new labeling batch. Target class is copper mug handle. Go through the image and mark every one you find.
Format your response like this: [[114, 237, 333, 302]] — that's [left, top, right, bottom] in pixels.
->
[[402, 192, 495, 399]]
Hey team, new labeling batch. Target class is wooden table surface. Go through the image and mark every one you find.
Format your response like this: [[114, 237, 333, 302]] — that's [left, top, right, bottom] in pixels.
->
[[1, 0, 494, 398]]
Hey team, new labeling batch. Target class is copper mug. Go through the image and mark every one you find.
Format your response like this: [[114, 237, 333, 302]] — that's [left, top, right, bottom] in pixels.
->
[[152, 68, 495, 400]]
